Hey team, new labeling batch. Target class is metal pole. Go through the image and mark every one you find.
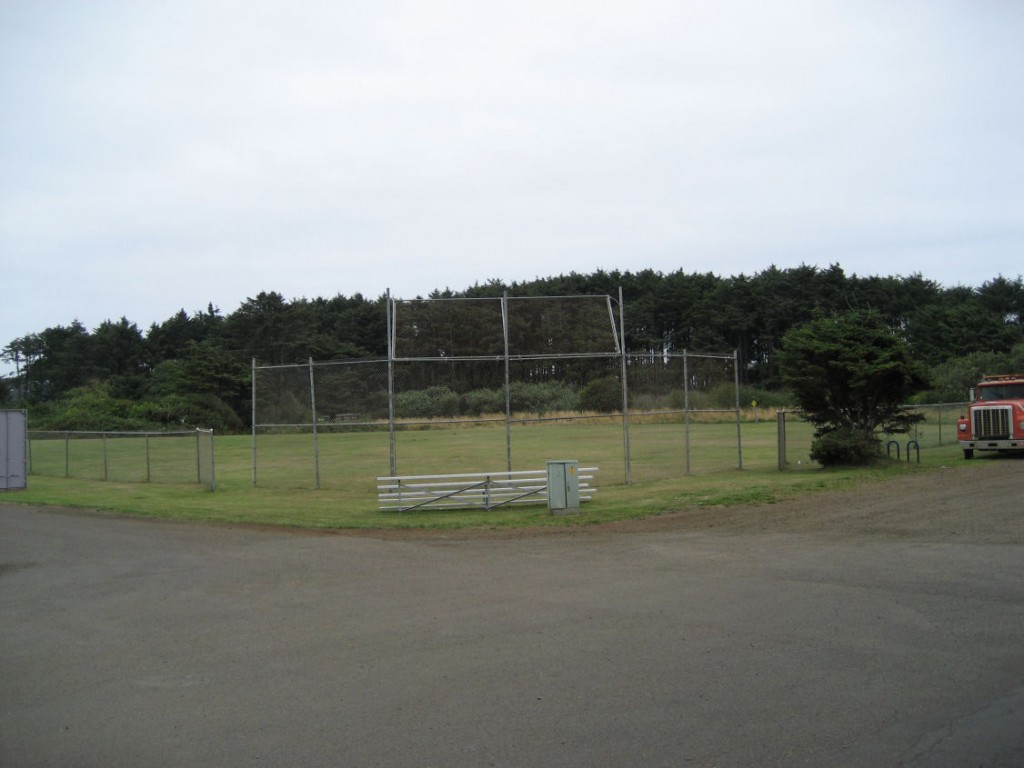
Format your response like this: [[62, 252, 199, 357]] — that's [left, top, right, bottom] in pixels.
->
[[684, 350, 691, 476], [503, 291, 512, 475], [146, 433, 151, 482], [618, 286, 631, 485], [195, 429, 201, 483], [251, 358, 257, 486], [209, 430, 217, 491], [103, 433, 108, 481], [386, 290, 397, 477], [2, 414, 8, 485], [777, 410, 787, 471], [64, 432, 69, 478], [309, 357, 320, 490], [734, 349, 743, 470]]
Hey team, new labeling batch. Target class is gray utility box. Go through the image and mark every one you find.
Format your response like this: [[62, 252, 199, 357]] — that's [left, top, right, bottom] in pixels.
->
[[546, 460, 580, 514], [1, 410, 28, 491]]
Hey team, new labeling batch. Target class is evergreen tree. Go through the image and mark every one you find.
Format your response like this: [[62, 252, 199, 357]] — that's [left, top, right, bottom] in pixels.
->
[[779, 310, 930, 465]]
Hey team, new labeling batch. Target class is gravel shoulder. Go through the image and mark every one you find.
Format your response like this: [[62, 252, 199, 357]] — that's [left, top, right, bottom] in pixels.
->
[[599, 456, 1024, 543], [352, 457, 1024, 543]]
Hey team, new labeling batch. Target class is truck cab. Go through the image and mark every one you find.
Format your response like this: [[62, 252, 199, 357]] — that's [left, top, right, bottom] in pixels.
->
[[957, 374, 1024, 459]]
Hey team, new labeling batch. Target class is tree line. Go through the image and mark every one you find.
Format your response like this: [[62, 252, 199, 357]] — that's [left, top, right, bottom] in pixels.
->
[[3, 265, 1023, 431]]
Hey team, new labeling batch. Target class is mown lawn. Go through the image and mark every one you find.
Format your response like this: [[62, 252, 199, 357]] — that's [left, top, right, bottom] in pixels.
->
[[13, 418, 969, 530]]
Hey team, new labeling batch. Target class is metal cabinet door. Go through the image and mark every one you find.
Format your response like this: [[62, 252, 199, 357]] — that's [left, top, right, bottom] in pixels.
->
[[1, 410, 28, 490]]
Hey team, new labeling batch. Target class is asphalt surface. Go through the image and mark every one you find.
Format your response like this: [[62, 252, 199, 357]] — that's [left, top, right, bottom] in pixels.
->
[[2, 496, 1023, 767]]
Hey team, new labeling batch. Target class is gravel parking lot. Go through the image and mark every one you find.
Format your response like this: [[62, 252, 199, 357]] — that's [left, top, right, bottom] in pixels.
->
[[2, 460, 1023, 767]]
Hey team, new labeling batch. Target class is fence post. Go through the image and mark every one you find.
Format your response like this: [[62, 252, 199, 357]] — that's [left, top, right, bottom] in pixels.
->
[[777, 410, 787, 471], [386, 289, 397, 477], [309, 357, 321, 490], [734, 349, 743, 471], [146, 433, 151, 482], [209, 429, 217, 491], [503, 291, 512, 475], [683, 350, 691, 476], [619, 286, 631, 485], [103, 433, 109, 481], [251, 357, 257, 487]]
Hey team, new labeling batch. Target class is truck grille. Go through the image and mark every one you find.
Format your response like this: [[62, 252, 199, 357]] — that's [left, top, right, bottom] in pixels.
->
[[973, 406, 1011, 439]]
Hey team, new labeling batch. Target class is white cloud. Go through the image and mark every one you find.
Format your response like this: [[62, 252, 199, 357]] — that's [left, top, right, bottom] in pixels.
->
[[1, 0, 1022, 363]]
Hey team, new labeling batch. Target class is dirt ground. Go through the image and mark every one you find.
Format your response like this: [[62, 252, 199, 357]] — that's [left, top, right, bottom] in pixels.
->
[[2, 457, 1023, 768], [358, 456, 1024, 544], [604, 456, 1024, 542]]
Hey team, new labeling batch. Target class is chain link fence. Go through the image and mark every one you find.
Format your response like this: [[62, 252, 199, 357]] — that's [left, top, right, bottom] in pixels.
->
[[252, 293, 745, 488], [28, 429, 216, 489], [776, 403, 969, 468], [885, 402, 969, 462]]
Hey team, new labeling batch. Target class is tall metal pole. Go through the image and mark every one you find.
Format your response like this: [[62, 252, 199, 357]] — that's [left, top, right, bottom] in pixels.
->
[[386, 290, 397, 477], [618, 286, 631, 484], [684, 350, 691, 476], [777, 410, 787, 471], [309, 357, 320, 490], [209, 430, 217, 491], [734, 349, 743, 470], [251, 358, 257, 486], [503, 291, 513, 475]]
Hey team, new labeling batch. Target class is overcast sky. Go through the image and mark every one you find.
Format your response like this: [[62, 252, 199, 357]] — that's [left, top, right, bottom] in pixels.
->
[[2, 0, 1022, 363]]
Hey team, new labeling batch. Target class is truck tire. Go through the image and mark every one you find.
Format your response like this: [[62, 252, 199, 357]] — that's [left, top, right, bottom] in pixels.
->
[[963, 449, 974, 459]]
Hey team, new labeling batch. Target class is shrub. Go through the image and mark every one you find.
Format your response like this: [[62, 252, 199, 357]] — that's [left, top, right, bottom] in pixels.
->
[[463, 388, 505, 416], [809, 427, 883, 467], [394, 386, 460, 419], [259, 390, 308, 424], [508, 382, 578, 414], [916, 342, 1024, 404], [580, 377, 621, 412], [35, 382, 144, 431], [130, 394, 244, 432]]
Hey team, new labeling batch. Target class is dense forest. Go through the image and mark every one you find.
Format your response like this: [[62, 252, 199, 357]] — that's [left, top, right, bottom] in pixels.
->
[[3, 265, 1023, 431]]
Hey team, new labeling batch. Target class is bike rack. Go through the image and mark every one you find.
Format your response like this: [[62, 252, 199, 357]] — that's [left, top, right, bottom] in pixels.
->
[[905, 439, 920, 464], [886, 440, 901, 461]]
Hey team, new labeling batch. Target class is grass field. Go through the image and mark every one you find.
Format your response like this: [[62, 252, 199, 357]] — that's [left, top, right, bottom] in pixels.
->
[[9, 413, 973, 530]]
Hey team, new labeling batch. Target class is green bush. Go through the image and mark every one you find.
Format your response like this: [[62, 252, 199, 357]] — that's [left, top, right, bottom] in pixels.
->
[[259, 390, 307, 425], [508, 381, 578, 414], [463, 388, 505, 416], [394, 386, 460, 419], [27, 383, 247, 433], [738, 386, 792, 409], [130, 394, 244, 432], [917, 342, 1024, 403], [580, 377, 622, 412], [809, 428, 884, 467], [34, 382, 144, 431]]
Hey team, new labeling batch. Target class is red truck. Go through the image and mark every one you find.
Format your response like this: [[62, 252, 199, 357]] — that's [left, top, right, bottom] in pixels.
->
[[957, 373, 1024, 459]]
